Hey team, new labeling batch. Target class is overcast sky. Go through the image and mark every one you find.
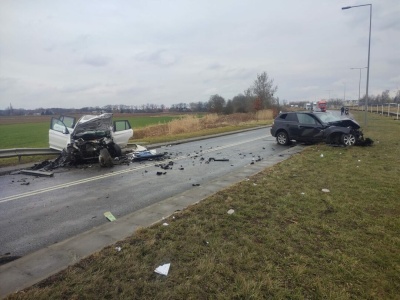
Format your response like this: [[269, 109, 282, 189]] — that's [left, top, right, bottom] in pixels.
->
[[1, 0, 399, 110]]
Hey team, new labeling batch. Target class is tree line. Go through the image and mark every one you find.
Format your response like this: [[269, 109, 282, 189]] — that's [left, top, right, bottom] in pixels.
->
[[1, 72, 279, 116]]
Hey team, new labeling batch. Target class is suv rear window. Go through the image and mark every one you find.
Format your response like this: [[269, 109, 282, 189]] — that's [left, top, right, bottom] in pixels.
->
[[285, 113, 298, 122], [278, 113, 288, 119]]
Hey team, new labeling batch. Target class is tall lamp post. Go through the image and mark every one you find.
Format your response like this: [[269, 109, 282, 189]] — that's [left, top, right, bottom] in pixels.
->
[[342, 4, 372, 126], [350, 67, 367, 103]]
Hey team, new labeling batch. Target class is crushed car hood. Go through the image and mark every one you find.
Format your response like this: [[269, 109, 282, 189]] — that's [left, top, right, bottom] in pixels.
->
[[71, 113, 113, 138], [327, 118, 360, 129]]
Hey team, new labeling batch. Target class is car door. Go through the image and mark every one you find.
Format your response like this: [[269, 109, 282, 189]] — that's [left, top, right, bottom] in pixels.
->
[[295, 113, 324, 142], [49, 116, 75, 151], [112, 120, 133, 148], [284, 113, 301, 140]]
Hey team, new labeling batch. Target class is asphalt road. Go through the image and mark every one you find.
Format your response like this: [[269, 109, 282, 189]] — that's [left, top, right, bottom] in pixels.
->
[[0, 127, 291, 259]]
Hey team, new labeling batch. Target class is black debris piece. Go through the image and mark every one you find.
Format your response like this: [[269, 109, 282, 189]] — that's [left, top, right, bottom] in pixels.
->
[[192, 183, 200, 186], [208, 158, 229, 162], [356, 137, 374, 147]]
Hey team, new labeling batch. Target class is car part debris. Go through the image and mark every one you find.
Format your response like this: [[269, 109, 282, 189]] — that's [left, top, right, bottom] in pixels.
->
[[154, 263, 170, 276], [208, 158, 229, 162], [130, 148, 167, 161], [322, 189, 330, 193], [104, 211, 116, 222], [227, 209, 235, 215]]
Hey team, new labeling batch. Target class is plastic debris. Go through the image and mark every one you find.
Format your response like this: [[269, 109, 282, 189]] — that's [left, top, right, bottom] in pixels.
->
[[104, 211, 116, 222], [115, 247, 122, 251], [154, 263, 171, 276], [227, 209, 235, 215], [321, 189, 330, 193], [320, 154, 324, 158], [163, 223, 169, 226]]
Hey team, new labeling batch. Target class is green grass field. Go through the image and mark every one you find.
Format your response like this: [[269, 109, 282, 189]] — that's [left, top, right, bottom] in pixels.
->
[[6, 111, 400, 299], [0, 115, 180, 149]]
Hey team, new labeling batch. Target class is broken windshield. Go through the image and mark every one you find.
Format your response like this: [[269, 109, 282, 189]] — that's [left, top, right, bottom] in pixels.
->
[[316, 112, 341, 123]]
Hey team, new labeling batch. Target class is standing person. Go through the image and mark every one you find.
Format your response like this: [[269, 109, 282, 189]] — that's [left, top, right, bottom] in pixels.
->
[[341, 106, 345, 115]]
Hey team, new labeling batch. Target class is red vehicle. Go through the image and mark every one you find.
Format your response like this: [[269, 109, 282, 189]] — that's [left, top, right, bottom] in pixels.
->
[[317, 100, 327, 112]]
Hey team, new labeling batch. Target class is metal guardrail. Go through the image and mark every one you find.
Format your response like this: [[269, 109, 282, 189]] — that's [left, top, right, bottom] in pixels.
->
[[0, 148, 61, 162]]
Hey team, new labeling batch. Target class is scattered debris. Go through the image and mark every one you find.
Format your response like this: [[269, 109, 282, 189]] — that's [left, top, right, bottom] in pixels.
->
[[154, 263, 171, 276], [162, 223, 169, 226], [104, 211, 116, 222], [322, 189, 330, 193], [320, 154, 324, 158], [227, 209, 235, 215], [192, 183, 200, 186], [115, 247, 122, 252], [356, 137, 374, 147]]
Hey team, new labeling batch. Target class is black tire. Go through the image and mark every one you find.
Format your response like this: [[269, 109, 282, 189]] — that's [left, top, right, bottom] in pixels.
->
[[108, 143, 122, 158], [341, 133, 356, 146], [276, 131, 290, 146]]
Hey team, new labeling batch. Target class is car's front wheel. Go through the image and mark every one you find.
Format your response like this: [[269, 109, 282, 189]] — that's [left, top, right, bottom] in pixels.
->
[[341, 133, 356, 146], [276, 131, 290, 145]]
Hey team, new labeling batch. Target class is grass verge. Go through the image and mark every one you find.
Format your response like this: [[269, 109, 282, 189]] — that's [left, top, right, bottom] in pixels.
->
[[6, 112, 400, 299]]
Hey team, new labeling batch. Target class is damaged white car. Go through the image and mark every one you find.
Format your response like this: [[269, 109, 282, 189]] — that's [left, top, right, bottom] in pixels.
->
[[49, 113, 133, 167]]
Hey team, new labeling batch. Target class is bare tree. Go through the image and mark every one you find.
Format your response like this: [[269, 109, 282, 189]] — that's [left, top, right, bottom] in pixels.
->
[[251, 72, 278, 108]]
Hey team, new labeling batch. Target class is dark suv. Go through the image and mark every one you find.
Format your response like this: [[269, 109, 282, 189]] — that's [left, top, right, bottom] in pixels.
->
[[270, 111, 363, 146]]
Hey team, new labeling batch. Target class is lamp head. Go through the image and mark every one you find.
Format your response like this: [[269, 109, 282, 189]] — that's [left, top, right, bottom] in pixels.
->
[[342, 6, 352, 10]]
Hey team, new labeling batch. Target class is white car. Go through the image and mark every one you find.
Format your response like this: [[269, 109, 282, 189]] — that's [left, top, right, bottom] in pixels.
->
[[49, 113, 133, 166]]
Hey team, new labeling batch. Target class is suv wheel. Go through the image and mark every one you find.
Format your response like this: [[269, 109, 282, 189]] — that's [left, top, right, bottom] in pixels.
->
[[276, 131, 289, 145], [341, 133, 356, 146]]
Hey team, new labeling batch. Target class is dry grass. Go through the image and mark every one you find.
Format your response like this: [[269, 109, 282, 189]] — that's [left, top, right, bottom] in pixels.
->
[[134, 111, 273, 139]]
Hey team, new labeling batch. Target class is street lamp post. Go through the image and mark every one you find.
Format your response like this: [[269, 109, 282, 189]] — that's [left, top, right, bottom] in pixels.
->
[[342, 4, 372, 126], [350, 67, 367, 103]]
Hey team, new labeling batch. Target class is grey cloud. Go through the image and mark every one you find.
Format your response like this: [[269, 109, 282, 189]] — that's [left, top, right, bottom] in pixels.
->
[[208, 63, 224, 70], [59, 84, 97, 93], [135, 49, 178, 67], [81, 55, 111, 67]]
